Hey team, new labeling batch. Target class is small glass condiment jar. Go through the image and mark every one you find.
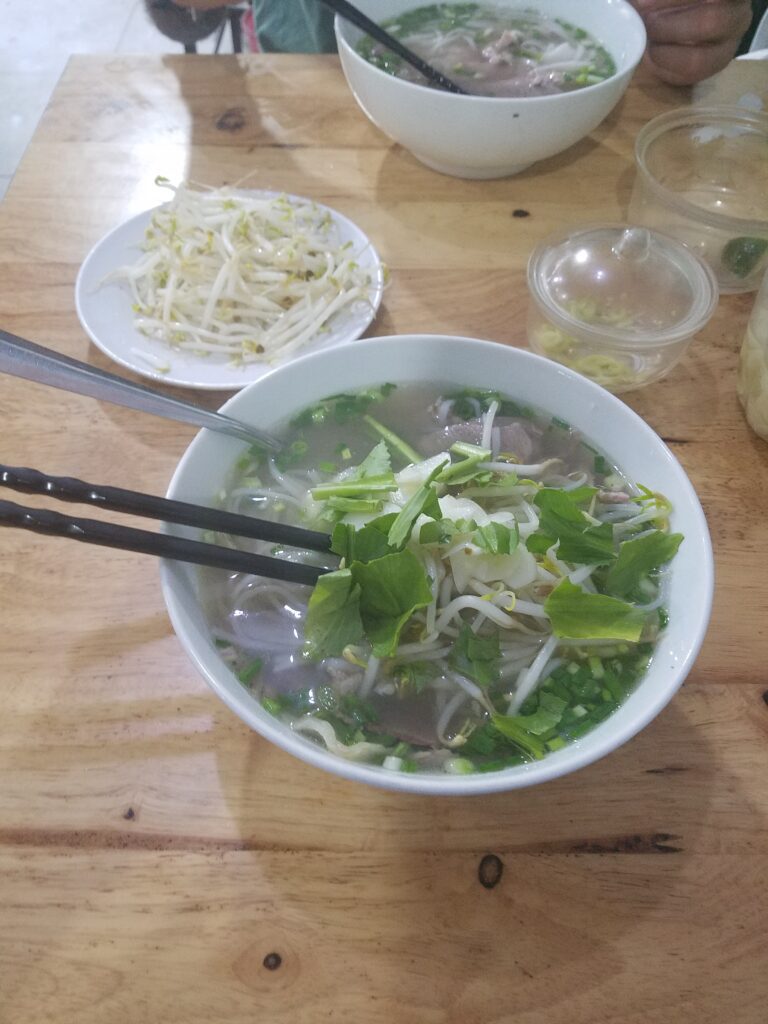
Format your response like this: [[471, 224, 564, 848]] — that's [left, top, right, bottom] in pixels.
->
[[629, 107, 768, 295], [737, 267, 768, 440], [527, 223, 719, 393]]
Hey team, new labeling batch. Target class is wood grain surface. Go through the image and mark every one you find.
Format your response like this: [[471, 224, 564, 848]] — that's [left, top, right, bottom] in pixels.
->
[[0, 54, 766, 1024]]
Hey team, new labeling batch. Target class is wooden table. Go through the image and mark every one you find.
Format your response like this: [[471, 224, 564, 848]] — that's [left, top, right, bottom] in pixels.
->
[[1, 55, 766, 1024]]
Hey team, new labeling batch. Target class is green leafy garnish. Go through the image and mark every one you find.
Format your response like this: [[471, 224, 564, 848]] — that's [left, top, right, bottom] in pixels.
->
[[331, 514, 398, 564], [544, 578, 646, 641], [449, 622, 501, 687], [438, 442, 491, 485], [292, 384, 396, 427], [362, 414, 422, 466], [444, 388, 534, 421], [310, 474, 397, 501], [351, 550, 434, 658], [352, 440, 392, 479], [604, 531, 683, 599], [303, 569, 363, 660], [721, 236, 768, 279], [527, 488, 614, 564], [472, 520, 519, 555], [391, 660, 435, 696], [237, 658, 263, 686], [490, 714, 547, 759], [511, 691, 567, 735], [387, 463, 445, 549]]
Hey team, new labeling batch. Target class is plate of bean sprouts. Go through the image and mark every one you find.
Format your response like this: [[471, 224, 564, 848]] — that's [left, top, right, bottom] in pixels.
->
[[75, 181, 386, 390]]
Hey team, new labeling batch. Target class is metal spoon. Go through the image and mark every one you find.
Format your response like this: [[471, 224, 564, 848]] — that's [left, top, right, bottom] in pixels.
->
[[318, 0, 470, 95], [0, 328, 282, 452]]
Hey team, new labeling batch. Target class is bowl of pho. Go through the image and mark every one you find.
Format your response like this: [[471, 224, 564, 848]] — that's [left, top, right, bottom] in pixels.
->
[[334, 0, 647, 178], [161, 335, 713, 795]]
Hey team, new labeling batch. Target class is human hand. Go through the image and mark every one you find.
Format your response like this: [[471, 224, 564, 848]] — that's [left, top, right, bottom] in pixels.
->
[[630, 0, 754, 85]]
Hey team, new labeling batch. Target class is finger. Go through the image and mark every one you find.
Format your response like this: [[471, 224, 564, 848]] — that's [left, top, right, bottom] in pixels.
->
[[641, 0, 753, 46], [644, 37, 746, 84]]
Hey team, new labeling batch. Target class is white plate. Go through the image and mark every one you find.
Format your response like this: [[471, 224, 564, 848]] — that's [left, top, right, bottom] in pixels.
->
[[74, 191, 385, 391]]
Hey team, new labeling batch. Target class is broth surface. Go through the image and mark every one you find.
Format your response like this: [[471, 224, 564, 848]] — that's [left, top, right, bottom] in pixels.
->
[[357, 3, 616, 97]]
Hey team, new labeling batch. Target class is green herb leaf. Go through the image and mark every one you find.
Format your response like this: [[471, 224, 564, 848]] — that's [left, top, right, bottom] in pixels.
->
[[353, 440, 392, 479], [544, 578, 646, 642], [350, 550, 434, 658], [448, 622, 501, 687], [362, 414, 422, 466], [721, 236, 768, 279], [326, 497, 383, 514], [303, 569, 363, 660], [310, 474, 397, 501], [490, 714, 547, 759], [418, 518, 458, 545], [387, 462, 445, 549], [292, 384, 396, 427], [391, 660, 435, 695], [472, 520, 520, 555], [528, 488, 615, 564], [331, 514, 399, 564], [237, 657, 263, 686], [438, 442, 491, 485], [511, 691, 567, 735], [605, 531, 683, 599]]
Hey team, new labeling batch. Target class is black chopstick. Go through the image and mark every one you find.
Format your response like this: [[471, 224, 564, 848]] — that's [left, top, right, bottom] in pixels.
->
[[0, 464, 332, 552], [0, 499, 329, 586], [319, 0, 470, 95]]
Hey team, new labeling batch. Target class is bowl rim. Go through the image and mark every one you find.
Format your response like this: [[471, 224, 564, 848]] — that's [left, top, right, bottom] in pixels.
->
[[634, 105, 768, 233], [334, 0, 647, 105], [527, 222, 720, 348], [161, 334, 714, 796]]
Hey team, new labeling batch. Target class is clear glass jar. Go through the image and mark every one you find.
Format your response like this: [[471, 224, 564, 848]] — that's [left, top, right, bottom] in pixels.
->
[[737, 268, 768, 439], [629, 107, 768, 295], [527, 223, 718, 393]]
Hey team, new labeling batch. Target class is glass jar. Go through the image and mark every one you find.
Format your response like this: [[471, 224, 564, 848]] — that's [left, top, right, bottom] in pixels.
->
[[737, 268, 768, 439], [527, 223, 718, 393]]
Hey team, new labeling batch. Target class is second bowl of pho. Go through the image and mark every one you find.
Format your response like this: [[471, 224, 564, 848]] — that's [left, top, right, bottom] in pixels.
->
[[161, 335, 713, 795], [334, 0, 647, 178]]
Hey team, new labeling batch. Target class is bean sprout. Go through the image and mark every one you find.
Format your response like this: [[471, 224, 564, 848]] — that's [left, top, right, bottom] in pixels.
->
[[108, 180, 379, 366]]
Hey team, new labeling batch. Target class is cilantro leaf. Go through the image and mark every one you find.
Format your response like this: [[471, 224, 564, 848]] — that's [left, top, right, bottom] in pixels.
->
[[511, 691, 567, 735], [353, 440, 392, 479], [449, 622, 501, 687], [544, 578, 646, 642], [604, 531, 683, 599], [303, 569, 363, 660]]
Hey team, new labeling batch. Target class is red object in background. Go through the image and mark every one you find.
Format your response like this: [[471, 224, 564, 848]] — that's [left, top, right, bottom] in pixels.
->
[[242, 5, 261, 51]]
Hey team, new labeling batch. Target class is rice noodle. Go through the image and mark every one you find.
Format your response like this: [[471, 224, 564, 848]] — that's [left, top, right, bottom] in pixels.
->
[[507, 635, 559, 712]]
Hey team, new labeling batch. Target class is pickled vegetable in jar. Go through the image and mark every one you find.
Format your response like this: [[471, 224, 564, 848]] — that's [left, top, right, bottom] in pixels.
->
[[737, 268, 768, 440]]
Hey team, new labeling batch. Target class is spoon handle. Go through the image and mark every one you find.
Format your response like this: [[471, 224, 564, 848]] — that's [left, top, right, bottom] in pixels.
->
[[0, 329, 281, 452]]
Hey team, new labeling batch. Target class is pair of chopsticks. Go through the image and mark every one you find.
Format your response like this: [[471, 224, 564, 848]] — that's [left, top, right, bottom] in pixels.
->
[[0, 465, 334, 586], [319, 0, 469, 95]]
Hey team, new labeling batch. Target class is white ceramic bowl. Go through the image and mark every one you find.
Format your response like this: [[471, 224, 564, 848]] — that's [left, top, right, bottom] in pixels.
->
[[160, 335, 713, 795], [334, 0, 647, 179]]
